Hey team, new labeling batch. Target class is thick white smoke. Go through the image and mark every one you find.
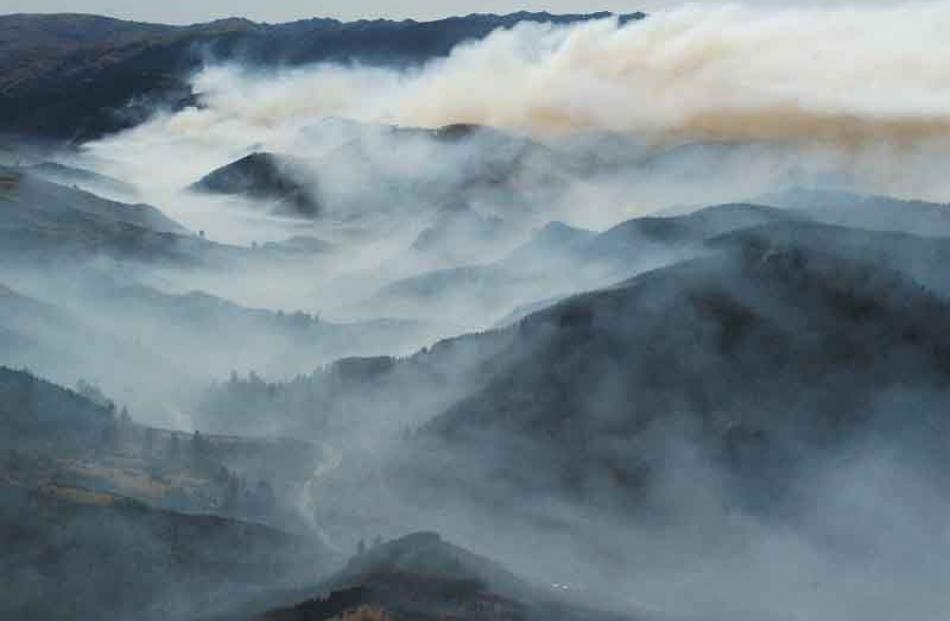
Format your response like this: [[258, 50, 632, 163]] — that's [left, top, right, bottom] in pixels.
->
[[82, 0, 950, 236], [148, 2, 950, 142]]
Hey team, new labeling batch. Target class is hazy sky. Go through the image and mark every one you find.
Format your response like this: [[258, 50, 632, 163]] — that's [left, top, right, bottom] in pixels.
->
[[0, 1, 891, 24]]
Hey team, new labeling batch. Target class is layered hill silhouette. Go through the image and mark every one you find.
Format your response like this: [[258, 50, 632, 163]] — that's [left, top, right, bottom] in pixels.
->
[[201, 205, 950, 528]]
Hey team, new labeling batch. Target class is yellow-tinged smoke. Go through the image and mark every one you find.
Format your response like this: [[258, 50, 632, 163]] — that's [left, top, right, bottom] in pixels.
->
[[185, 2, 950, 145], [83, 1, 950, 219]]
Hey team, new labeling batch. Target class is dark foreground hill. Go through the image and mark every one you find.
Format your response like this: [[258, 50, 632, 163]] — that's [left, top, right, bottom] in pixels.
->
[[0, 12, 643, 141], [224, 532, 638, 621], [199, 209, 950, 539], [406, 221, 950, 516]]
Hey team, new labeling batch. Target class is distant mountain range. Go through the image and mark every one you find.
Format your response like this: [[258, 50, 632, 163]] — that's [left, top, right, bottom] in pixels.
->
[[0, 12, 644, 141]]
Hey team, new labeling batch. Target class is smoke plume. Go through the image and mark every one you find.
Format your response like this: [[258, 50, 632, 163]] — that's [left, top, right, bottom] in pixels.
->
[[164, 3, 950, 143]]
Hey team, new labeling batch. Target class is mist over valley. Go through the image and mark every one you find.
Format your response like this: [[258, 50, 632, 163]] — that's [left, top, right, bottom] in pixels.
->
[[1, 4, 950, 620]]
